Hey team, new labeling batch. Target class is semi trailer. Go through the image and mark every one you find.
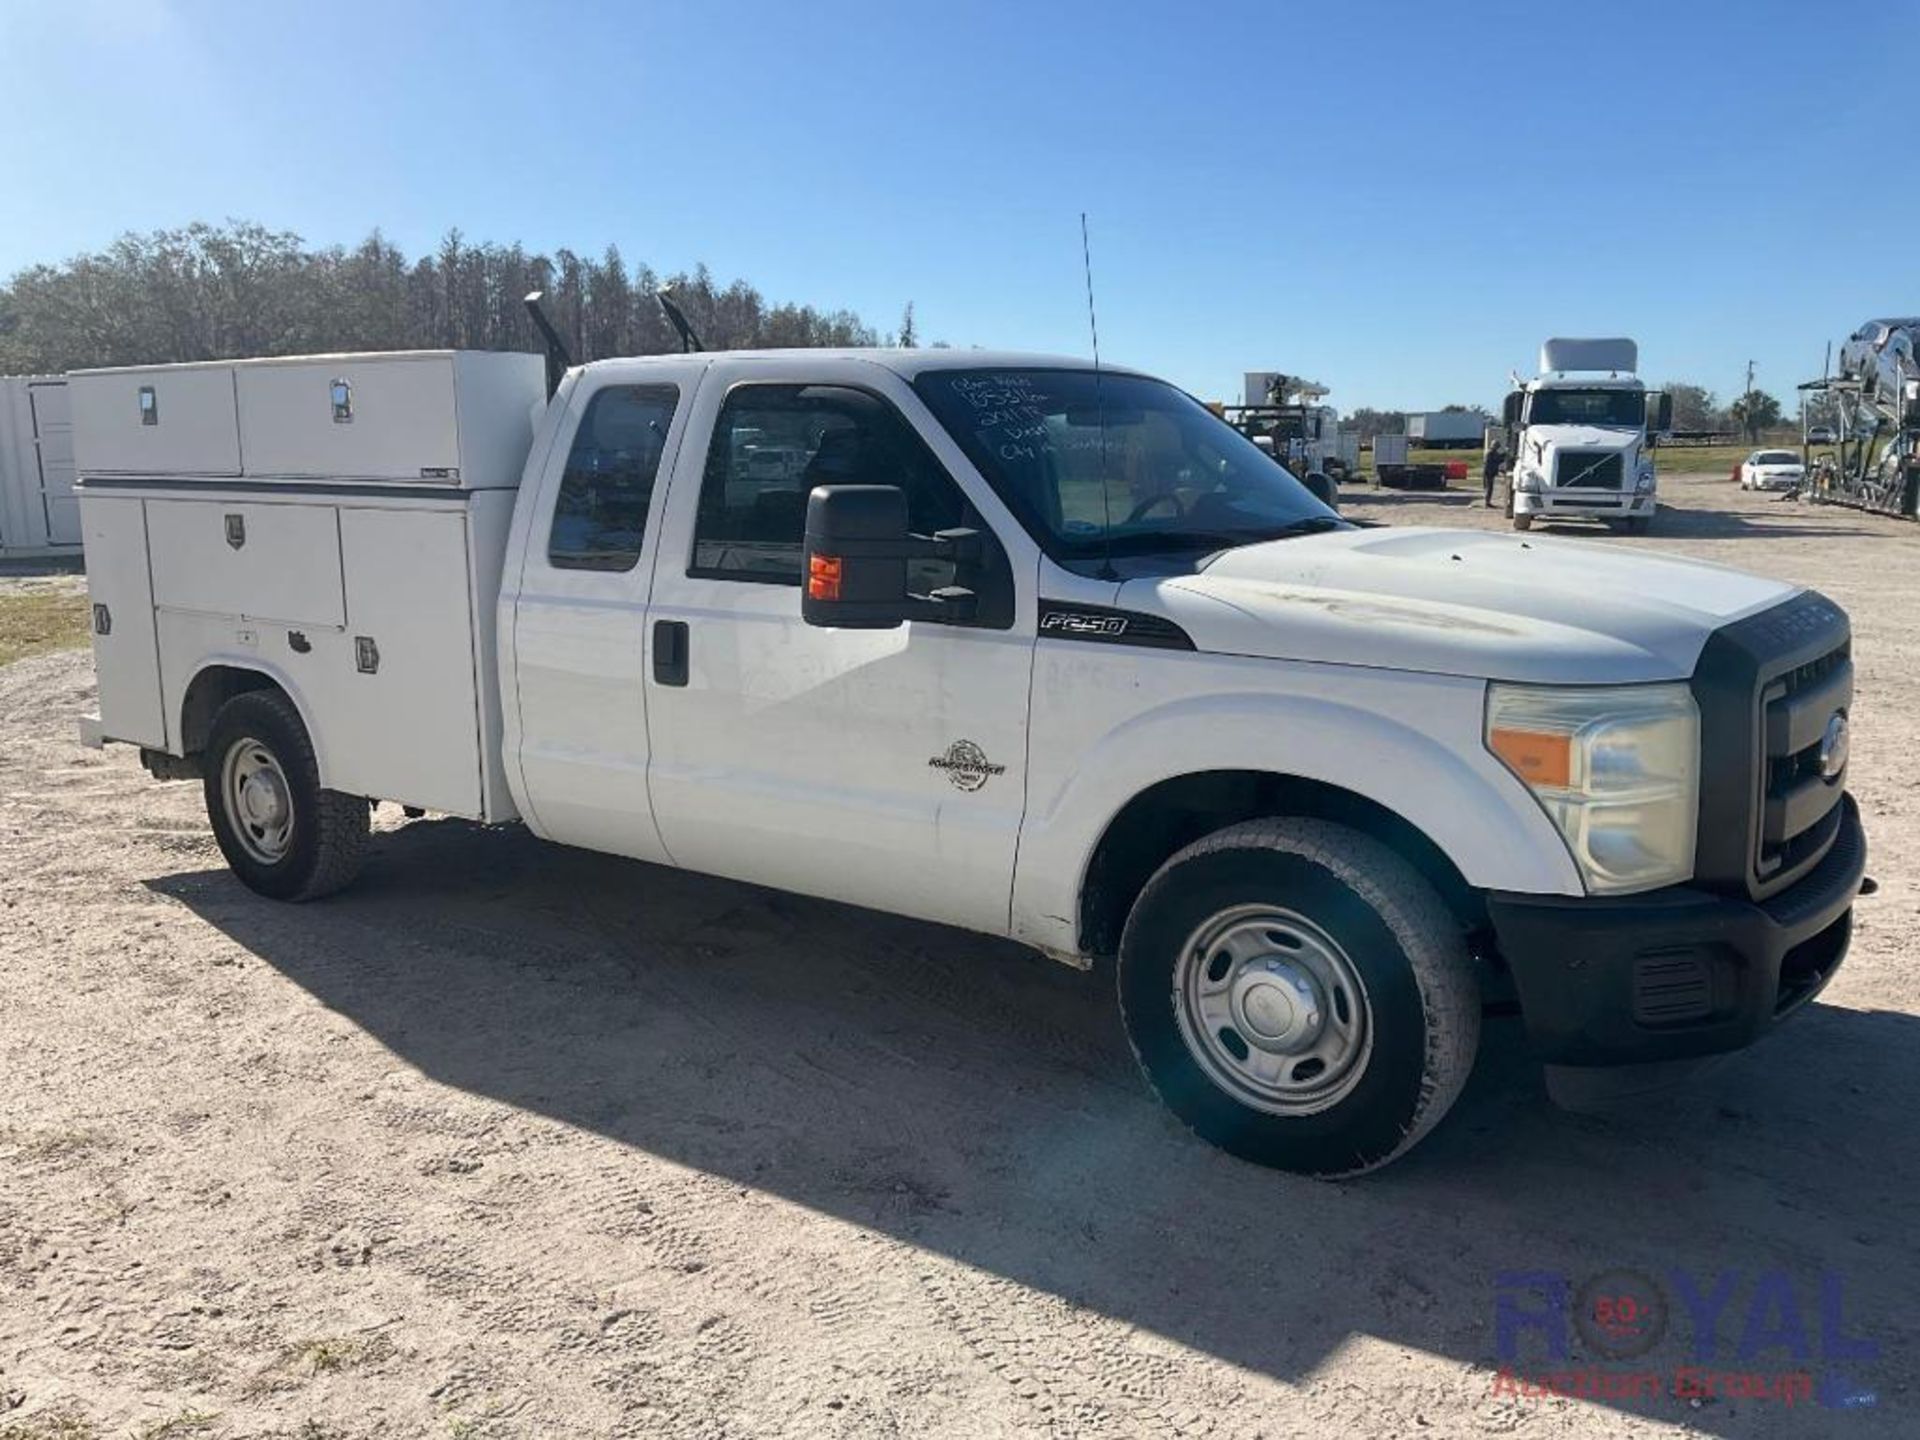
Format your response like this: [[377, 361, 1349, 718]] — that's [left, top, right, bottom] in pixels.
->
[[1406, 410, 1485, 447]]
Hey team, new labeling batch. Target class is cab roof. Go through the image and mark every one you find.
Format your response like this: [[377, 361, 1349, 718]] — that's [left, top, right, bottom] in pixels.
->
[[577, 348, 1137, 380]]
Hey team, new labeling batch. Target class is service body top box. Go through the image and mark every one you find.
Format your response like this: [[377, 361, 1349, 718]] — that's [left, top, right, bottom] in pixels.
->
[[69, 350, 546, 489]]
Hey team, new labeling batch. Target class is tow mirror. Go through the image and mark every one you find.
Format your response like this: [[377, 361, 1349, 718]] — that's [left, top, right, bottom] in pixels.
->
[[1647, 391, 1673, 433], [1502, 391, 1523, 427], [802, 485, 980, 630]]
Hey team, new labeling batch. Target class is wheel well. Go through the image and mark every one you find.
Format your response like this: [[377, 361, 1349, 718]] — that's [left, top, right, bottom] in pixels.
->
[[1077, 771, 1485, 958], [180, 666, 284, 757]]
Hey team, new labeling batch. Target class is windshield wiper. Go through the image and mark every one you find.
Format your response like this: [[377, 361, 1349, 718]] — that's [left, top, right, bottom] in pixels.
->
[[1251, 515, 1349, 540], [1097, 516, 1350, 557]]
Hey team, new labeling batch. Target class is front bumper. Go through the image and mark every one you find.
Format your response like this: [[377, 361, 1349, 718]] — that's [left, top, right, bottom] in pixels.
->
[[1512, 487, 1654, 517], [1486, 794, 1865, 1066]]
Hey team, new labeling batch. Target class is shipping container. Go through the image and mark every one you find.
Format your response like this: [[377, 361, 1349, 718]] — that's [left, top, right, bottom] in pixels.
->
[[0, 377, 80, 556]]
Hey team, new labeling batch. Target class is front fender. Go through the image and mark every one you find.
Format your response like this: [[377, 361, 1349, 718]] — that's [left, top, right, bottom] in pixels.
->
[[1010, 666, 1583, 956]]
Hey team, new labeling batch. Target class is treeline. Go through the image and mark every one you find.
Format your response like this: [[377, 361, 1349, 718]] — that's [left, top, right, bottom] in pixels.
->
[[0, 220, 898, 374]]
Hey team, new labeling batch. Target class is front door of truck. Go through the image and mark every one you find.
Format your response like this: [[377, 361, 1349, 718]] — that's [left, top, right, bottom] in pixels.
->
[[507, 363, 703, 862], [644, 359, 1036, 935]]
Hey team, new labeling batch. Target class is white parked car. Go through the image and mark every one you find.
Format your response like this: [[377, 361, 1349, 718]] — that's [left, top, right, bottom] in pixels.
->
[[1738, 449, 1804, 491]]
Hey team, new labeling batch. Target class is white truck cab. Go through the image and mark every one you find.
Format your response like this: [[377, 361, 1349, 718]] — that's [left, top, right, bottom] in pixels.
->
[[73, 345, 1865, 1176], [1502, 337, 1670, 533]]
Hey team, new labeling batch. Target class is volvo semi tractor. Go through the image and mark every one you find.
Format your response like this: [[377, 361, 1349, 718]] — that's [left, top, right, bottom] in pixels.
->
[[1502, 337, 1671, 533]]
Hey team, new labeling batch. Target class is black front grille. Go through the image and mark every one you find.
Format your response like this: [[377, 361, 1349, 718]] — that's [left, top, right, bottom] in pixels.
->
[[1758, 642, 1850, 881], [1554, 451, 1624, 489], [1691, 592, 1852, 900]]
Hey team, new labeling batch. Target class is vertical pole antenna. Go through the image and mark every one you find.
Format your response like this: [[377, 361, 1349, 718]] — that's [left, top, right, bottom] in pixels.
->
[[1081, 212, 1116, 578], [1080, 212, 1102, 371]]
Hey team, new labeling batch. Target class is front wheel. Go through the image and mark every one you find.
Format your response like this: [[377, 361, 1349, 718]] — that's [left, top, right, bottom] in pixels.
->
[[1117, 818, 1480, 1176], [203, 690, 368, 901], [1625, 515, 1651, 535], [1512, 513, 1533, 531]]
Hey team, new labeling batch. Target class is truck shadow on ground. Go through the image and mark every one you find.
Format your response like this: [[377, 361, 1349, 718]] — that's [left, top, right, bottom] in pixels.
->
[[153, 820, 1914, 1432]]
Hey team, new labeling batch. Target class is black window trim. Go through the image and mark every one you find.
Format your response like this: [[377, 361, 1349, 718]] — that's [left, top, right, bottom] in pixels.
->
[[682, 379, 1014, 630], [545, 380, 682, 575]]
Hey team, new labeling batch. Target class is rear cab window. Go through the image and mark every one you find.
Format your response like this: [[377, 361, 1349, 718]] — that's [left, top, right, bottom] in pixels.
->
[[547, 385, 680, 572]]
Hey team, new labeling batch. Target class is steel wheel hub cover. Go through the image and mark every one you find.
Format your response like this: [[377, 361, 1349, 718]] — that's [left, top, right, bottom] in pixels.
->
[[1174, 904, 1374, 1116], [222, 739, 295, 863], [1231, 960, 1323, 1050]]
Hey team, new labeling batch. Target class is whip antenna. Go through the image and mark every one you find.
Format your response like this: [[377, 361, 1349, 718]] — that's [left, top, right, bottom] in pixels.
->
[[1081, 212, 1116, 579]]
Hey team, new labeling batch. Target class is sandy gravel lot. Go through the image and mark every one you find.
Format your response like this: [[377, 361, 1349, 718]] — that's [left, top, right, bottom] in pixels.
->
[[1, 472, 1915, 1438]]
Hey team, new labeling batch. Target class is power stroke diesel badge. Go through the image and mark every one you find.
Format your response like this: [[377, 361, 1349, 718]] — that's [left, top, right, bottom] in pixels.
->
[[928, 740, 1006, 792]]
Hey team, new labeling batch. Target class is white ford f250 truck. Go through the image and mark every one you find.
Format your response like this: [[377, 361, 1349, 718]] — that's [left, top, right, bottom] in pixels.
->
[[1502, 337, 1671, 534], [72, 341, 1865, 1176]]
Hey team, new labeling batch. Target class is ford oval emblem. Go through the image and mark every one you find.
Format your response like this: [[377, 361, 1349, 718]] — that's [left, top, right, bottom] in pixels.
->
[[1818, 711, 1850, 781]]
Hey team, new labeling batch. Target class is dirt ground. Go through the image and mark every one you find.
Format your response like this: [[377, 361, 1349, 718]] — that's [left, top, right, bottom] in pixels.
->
[[1, 472, 1915, 1439]]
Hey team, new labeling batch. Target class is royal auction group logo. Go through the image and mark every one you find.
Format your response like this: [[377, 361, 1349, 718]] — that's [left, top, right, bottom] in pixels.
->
[[1493, 1266, 1880, 1410]]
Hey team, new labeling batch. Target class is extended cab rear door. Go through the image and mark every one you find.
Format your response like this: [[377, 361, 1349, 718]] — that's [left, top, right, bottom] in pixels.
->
[[642, 356, 1038, 934], [505, 359, 706, 862]]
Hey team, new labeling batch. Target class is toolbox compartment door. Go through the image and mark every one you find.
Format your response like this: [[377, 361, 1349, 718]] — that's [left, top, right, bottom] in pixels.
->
[[146, 498, 346, 628], [323, 505, 486, 814], [236, 355, 462, 483], [79, 494, 167, 748], [232, 352, 542, 488], [69, 366, 242, 476]]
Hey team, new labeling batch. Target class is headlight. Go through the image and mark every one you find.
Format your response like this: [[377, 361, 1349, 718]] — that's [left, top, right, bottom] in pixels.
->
[[1485, 682, 1699, 894], [1635, 468, 1656, 493], [1515, 468, 1544, 493]]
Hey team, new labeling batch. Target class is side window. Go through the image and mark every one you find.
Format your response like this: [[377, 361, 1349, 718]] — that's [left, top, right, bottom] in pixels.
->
[[547, 384, 679, 572], [690, 384, 969, 587]]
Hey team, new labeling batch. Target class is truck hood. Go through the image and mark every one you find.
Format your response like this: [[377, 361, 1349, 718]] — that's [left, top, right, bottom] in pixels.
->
[[1519, 424, 1639, 462], [1136, 526, 1795, 684]]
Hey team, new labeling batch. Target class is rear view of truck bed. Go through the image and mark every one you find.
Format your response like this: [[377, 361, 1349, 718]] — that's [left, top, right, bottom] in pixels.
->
[[75, 351, 544, 821]]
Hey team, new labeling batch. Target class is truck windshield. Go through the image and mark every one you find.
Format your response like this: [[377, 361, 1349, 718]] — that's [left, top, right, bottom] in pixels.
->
[[914, 368, 1344, 567], [1526, 388, 1644, 427]]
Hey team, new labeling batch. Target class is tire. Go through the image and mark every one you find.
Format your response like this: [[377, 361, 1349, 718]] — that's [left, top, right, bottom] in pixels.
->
[[1117, 818, 1480, 1177], [1626, 517, 1651, 535], [203, 690, 368, 901], [1512, 513, 1533, 531]]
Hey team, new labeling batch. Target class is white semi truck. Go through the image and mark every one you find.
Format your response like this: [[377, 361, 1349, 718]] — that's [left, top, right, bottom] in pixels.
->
[[73, 342, 1864, 1176], [1502, 337, 1671, 533]]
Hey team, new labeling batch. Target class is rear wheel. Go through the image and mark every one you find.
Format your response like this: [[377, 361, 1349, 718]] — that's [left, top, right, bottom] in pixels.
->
[[203, 690, 367, 900], [1117, 818, 1480, 1177]]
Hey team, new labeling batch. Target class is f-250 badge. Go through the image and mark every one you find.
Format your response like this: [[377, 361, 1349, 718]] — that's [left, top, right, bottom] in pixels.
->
[[1041, 610, 1127, 637], [929, 740, 1006, 792]]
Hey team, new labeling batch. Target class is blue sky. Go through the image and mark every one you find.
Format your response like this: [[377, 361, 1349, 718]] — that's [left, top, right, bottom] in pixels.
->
[[2, 1, 1914, 412]]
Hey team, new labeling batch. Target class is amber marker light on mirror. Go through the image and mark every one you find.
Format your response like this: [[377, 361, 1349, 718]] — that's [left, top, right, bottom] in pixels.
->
[[808, 554, 842, 601]]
